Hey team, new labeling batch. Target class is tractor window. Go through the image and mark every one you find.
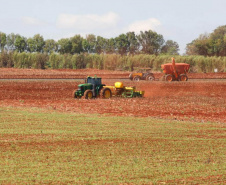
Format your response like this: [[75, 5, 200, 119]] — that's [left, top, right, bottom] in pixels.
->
[[87, 77, 101, 85], [87, 78, 92, 84], [96, 78, 101, 84]]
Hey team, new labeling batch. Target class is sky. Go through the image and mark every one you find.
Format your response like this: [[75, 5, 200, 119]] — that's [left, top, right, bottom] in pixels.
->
[[0, 0, 225, 54]]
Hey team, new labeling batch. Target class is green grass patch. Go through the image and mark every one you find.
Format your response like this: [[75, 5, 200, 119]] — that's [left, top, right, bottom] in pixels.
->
[[0, 107, 225, 184]]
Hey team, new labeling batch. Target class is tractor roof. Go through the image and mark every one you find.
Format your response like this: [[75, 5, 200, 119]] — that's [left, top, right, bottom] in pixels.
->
[[134, 68, 152, 72]]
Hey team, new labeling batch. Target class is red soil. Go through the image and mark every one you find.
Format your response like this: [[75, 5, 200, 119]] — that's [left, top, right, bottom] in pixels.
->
[[0, 68, 225, 79], [0, 71, 225, 123]]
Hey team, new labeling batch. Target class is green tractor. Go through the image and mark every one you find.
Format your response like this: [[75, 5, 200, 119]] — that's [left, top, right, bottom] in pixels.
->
[[73, 76, 145, 99], [73, 76, 112, 99]]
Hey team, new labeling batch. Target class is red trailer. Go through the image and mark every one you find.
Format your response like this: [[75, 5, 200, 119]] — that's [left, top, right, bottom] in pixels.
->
[[161, 58, 190, 81]]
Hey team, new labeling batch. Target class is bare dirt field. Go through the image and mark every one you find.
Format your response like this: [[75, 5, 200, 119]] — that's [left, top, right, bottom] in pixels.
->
[[0, 68, 225, 79], [0, 68, 225, 123]]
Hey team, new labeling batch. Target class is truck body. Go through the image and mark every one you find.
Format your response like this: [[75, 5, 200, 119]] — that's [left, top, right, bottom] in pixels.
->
[[161, 58, 190, 81]]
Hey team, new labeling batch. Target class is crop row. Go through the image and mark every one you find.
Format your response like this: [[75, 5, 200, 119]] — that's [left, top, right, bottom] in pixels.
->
[[0, 52, 225, 72]]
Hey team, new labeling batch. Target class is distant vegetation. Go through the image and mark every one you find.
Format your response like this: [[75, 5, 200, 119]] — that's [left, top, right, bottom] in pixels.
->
[[0, 52, 225, 72], [186, 25, 226, 56], [0, 30, 179, 55], [0, 25, 225, 72]]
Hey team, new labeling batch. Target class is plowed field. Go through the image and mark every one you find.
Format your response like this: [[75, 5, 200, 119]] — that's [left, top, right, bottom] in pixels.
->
[[0, 69, 225, 123], [0, 68, 225, 79]]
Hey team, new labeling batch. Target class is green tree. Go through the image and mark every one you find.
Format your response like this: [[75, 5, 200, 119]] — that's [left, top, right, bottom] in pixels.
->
[[161, 40, 180, 55], [115, 34, 129, 55], [105, 38, 115, 54], [0, 32, 7, 51], [43, 39, 57, 53], [15, 35, 27, 52], [209, 25, 226, 56], [33, 34, 45, 52], [186, 41, 198, 55], [137, 30, 164, 54], [96, 36, 107, 54], [27, 38, 36, 52], [82, 34, 96, 53], [186, 25, 226, 56], [126, 32, 139, 54], [186, 34, 210, 56], [27, 34, 45, 52], [6, 33, 17, 51], [82, 39, 89, 53], [70, 35, 83, 54], [57, 38, 72, 54]]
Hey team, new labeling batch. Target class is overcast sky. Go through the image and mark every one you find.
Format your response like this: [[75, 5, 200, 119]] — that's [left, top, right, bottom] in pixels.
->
[[0, 0, 225, 54]]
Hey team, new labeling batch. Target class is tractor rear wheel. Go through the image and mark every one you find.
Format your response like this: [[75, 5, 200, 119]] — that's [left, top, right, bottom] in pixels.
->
[[100, 88, 112, 99], [165, 74, 173, 82], [146, 75, 155, 81], [179, 74, 188, 81], [133, 76, 140, 81], [83, 90, 93, 99]]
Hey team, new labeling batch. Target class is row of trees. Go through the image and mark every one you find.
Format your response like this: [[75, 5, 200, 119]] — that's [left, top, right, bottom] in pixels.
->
[[186, 25, 226, 56], [0, 30, 180, 55], [1, 25, 225, 56], [0, 52, 225, 72]]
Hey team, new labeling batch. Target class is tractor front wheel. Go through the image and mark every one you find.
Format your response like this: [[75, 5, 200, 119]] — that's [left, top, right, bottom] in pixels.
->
[[165, 74, 173, 82], [72, 90, 76, 98], [72, 90, 80, 98], [133, 76, 140, 81], [100, 88, 112, 99], [83, 90, 93, 99]]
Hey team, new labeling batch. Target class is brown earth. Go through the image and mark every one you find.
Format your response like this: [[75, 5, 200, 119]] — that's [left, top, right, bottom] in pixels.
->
[[0, 68, 225, 79], [0, 69, 225, 123]]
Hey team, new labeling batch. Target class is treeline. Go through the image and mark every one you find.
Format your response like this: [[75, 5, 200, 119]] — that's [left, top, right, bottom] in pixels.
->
[[0, 30, 179, 55], [186, 25, 226, 56], [1, 25, 225, 57], [0, 52, 225, 72], [0, 25, 225, 72]]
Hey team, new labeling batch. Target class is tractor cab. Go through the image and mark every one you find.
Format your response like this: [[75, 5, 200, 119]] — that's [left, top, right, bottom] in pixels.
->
[[86, 76, 102, 85], [73, 76, 105, 98]]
